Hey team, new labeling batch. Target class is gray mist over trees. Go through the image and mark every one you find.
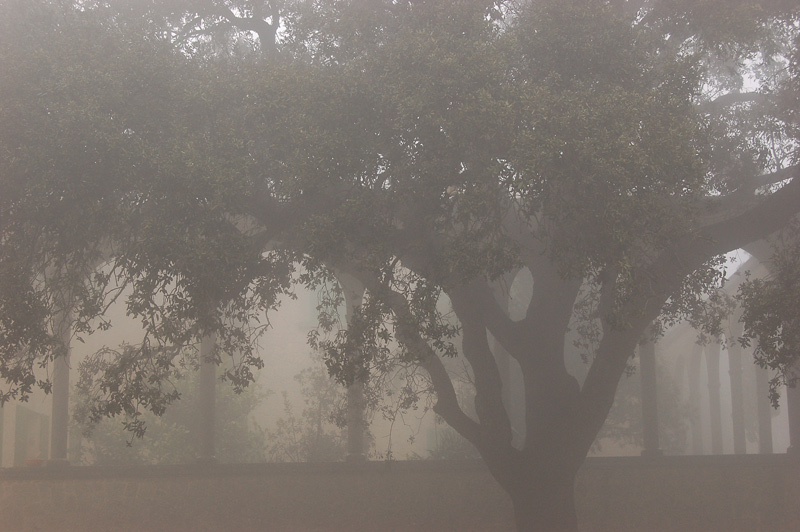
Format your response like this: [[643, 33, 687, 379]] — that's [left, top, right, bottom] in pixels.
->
[[1, 1, 800, 532]]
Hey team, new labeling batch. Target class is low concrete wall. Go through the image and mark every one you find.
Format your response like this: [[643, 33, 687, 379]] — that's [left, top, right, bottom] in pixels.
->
[[576, 455, 799, 532], [0, 456, 797, 532]]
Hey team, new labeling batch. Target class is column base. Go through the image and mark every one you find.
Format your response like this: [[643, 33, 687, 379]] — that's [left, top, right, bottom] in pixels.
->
[[640, 448, 664, 458], [345, 453, 367, 463]]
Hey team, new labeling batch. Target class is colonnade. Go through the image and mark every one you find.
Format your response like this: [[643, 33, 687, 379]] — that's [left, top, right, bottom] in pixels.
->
[[638, 337, 797, 457]]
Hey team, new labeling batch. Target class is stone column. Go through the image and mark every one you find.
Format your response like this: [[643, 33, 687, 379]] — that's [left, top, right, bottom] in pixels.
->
[[754, 365, 773, 454], [340, 274, 367, 462], [639, 336, 662, 457], [706, 343, 723, 454], [688, 343, 705, 454], [49, 306, 72, 465], [346, 380, 367, 461], [2, 404, 17, 466], [787, 364, 800, 457], [197, 332, 217, 463], [726, 339, 746, 454]]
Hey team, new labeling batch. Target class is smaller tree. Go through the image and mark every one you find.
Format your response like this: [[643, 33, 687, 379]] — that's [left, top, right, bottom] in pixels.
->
[[74, 349, 268, 465], [428, 416, 481, 460], [267, 365, 347, 462]]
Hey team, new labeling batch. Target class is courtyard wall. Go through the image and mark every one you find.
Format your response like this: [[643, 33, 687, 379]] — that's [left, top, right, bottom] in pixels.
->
[[0, 455, 797, 532]]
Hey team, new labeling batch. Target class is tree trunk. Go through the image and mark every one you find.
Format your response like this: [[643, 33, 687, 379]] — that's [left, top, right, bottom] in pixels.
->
[[508, 465, 579, 532]]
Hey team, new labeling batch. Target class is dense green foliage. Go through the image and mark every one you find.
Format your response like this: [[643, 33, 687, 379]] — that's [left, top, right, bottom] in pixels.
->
[[2, 1, 799, 530], [266, 365, 347, 462], [74, 362, 267, 464], [738, 223, 800, 405]]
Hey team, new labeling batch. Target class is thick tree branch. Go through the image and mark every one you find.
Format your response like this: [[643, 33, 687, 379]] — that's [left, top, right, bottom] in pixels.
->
[[572, 324, 645, 460], [204, 0, 278, 54], [694, 169, 800, 232], [695, 175, 800, 257], [336, 264, 483, 446], [749, 166, 800, 189], [420, 349, 482, 444], [465, 280, 527, 354], [449, 283, 515, 449], [697, 91, 769, 114], [574, 175, 800, 460], [242, 181, 354, 247], [521, 257, 581, 336]]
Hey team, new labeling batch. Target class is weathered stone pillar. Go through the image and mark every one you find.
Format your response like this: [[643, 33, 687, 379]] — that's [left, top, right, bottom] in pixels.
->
[[787, 364, 800, 458], [49, 306, 72, 464], [346, 380, 367, 461], [706, 343, 723, 454], [340, 274, 367, 462], [1, 403, 16, 466], [639, 336, 662, 457], [726, 339, 746, 454], [197, 332, 217, 463], [688, 343, 705, 454], [754, 365, 773, 454]]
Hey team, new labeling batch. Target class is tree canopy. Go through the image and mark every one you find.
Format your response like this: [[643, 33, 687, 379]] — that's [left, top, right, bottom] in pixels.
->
[[2, 1, 799, 531]]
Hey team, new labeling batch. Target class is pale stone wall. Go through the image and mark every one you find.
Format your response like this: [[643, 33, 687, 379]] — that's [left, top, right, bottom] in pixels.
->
[[0, 456, 796, 532], [576, 455, 799, 532], [0, 393, 52, 468]]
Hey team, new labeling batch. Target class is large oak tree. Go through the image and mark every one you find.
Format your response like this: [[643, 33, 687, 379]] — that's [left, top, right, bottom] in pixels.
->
[[2, 1, 799, 531]]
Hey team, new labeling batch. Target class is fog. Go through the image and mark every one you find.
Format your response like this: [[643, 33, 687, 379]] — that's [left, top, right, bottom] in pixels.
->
[[2, 1, 800, 531], [36, 278, 441, 462], [3, 258, 791, 465]]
